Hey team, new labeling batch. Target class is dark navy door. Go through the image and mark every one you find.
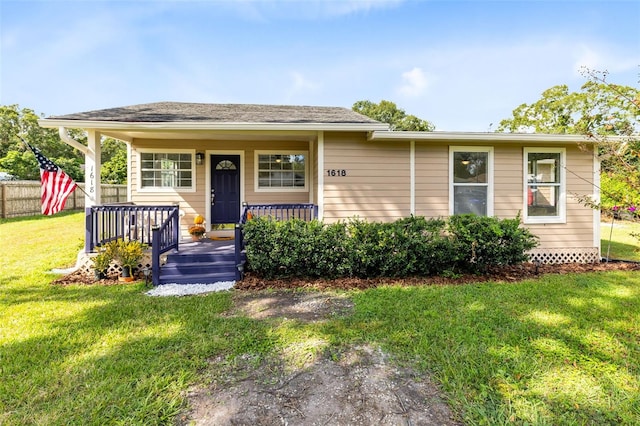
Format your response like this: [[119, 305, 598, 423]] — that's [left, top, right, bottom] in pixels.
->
[[210, 155, 240, 224]]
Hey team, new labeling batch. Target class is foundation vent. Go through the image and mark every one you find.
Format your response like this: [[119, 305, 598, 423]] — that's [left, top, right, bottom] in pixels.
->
[[528, 248, 600, 264]]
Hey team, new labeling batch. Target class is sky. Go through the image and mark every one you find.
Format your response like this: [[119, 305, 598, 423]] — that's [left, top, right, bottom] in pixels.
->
[[1, 0, 639, 131]]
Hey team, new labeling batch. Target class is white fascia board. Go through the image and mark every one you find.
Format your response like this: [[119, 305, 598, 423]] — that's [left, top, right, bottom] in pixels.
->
[[38, 119, 389, 133], [369, 131, 607, 144]]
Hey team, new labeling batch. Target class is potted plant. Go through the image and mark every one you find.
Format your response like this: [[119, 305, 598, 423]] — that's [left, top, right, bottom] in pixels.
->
[[108, 239, 146, 282], [189, 214, 206, 241], [91, 246, 113, 280]]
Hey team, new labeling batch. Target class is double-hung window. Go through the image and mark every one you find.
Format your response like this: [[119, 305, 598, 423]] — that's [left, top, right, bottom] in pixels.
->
[[524, 148, 565, 223], [139, 150, 195, 191], [255, 151, 307, 191], [450, 147, 493, 216]]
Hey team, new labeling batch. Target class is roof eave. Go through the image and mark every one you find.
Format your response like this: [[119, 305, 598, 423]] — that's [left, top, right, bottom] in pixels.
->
[[369, 130, 607, 143], [38, 119, 389, 132]]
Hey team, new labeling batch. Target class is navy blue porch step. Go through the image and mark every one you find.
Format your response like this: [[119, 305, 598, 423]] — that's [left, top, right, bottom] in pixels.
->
[[157, 239, 241, 285]]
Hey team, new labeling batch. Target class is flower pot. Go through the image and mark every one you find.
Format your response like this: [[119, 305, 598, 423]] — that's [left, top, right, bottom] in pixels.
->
[[191, 234, 204, 242], [119, 266, 135, 282], [94, 270, 106, 281]]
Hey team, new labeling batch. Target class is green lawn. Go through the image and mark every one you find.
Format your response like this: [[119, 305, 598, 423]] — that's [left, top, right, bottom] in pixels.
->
[[601, 219, 640, 261], [1, 213, 639, 425]]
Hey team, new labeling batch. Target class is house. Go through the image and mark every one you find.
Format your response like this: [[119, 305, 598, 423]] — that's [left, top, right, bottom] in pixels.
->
[[39, 102, 601, 283]]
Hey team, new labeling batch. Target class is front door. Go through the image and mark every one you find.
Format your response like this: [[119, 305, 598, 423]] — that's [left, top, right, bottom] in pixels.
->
[[210, 155, 240, 224]]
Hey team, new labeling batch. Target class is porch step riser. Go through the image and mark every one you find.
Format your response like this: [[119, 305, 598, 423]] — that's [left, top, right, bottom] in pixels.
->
[[166, 253, 235, 263], [162, 264, 237, 275], [160, 258, 241, 284], [158, 271, 236, 284]]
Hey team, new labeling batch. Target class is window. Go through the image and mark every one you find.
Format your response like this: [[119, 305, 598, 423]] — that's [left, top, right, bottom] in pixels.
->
[[450, 147, 493, 216], [139, 151, 194, 190], [255, 152, 307, 191], [216, 160, 236, 170], [524, 148, 565, 223]]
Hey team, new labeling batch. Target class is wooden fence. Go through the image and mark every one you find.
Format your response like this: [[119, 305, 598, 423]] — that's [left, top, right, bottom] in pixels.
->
[[0, 181, 127, 218]]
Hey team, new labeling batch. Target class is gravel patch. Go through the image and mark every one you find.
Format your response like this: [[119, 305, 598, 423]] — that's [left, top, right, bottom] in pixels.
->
[[145, 281, 235, 297]]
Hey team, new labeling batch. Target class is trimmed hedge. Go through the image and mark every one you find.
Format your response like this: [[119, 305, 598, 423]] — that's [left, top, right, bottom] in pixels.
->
[[242, 214, 538, 279]]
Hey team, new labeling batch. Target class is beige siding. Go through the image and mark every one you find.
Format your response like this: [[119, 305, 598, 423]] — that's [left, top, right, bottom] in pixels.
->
[[415, 143, 448, 217], [494, 144, 523, 218], [413, 141, 596, 250], [129, 134, 597, 251], [322, 132, 410, 222]]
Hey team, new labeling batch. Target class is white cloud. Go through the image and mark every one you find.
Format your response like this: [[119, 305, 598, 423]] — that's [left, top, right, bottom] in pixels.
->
[[397, 67, 429, 97], [317, 0, 404, 17], [227, 0, 404, 21], [572, 44, 640, 75], [285, 71, 320, 102]]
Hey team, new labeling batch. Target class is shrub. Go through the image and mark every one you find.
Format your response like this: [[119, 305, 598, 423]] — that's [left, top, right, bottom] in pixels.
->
[[243, 214, 538, 279], [447, 214, 538, 273], [243, 218, 351, 279]]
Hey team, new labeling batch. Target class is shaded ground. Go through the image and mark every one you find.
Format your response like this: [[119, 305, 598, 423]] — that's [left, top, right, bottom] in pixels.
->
[[52, 261, 639, 425]]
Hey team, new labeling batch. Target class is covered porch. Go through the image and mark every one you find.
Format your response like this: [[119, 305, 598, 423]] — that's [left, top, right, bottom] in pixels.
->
[[86, 202, 318, 285]]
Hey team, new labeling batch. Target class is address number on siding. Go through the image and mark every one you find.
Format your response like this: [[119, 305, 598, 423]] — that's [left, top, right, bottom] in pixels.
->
[[326, 169, 347, 177]]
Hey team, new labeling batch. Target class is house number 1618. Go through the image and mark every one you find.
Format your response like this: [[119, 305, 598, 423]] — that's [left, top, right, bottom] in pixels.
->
[[326, 169, 347, 177]]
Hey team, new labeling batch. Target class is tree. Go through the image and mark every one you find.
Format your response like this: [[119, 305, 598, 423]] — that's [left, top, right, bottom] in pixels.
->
[[498, 80, 638, 136], [0, 105, 128, 184], [498, 69, 640, 242], [0, 105, 85, 181], [101, 146, 128, 184], [352, 100, 435, 131]]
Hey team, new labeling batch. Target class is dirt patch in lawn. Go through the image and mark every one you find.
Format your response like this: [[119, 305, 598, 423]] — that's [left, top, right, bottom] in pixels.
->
[[226, 290, 355, 321], [180, 291, 461, 426], [182, 344, 459, 425]]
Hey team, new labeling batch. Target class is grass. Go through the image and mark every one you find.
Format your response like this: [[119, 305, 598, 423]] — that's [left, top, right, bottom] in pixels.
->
[[601, 218, 640, 261], [1, 212, 639, 424]]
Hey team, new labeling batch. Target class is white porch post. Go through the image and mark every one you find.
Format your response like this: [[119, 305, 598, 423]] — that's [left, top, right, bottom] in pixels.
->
[[85, 130, 101, 206], [317, 131, 324, 220], [410, 140, 415, 215]]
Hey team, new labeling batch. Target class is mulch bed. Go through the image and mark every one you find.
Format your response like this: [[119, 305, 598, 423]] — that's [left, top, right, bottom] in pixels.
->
[[52, 261, 639, 289], [232, 261, 639, 290]]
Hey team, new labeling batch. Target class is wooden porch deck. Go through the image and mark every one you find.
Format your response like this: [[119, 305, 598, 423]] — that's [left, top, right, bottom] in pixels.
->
[[175, 237, 236, 255]]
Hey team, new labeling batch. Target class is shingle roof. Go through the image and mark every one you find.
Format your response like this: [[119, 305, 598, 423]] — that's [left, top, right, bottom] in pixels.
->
[[47, 102, 383, 125]]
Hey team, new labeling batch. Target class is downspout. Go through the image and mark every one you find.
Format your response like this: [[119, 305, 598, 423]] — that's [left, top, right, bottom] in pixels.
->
[[58, 127, 88, 154]]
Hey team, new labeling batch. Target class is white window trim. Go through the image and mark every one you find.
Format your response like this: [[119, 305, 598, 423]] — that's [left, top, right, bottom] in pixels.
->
[[523, 147, 566, 224], [254, 150, 309, 193], [136, 148, 196, 193], [449, 146, 494, 216]]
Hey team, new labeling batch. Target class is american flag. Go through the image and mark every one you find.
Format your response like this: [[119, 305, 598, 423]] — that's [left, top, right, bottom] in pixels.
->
[[27, 143, 78, 215]]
